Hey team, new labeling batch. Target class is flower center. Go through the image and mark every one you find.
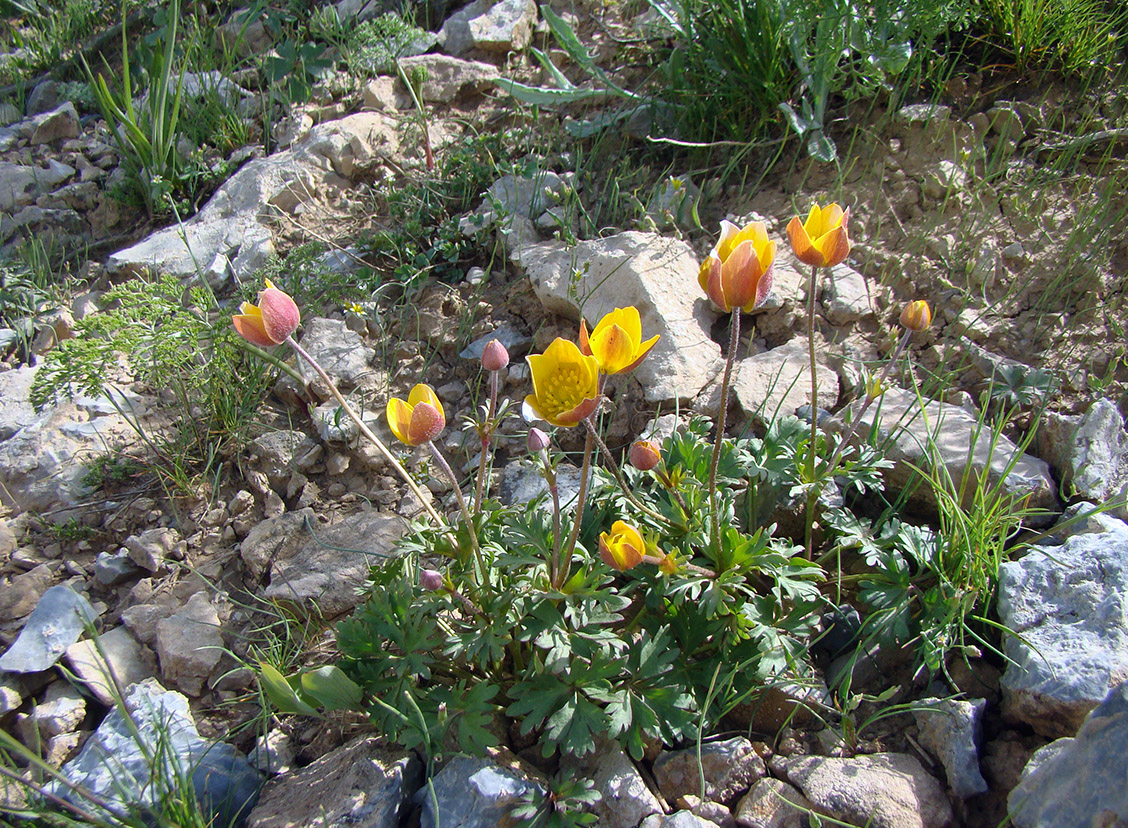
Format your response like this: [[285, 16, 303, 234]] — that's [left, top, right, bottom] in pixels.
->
[[543, 366, 589, 413]]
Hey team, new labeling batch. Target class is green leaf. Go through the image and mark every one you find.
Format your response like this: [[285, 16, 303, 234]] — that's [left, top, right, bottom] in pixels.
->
[[493, 77, 610, 105], [300, 665, 363, 711], [259, 662, 318, 716]]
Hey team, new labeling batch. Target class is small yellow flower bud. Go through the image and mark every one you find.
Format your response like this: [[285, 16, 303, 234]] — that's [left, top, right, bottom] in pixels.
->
[[900, 300, 932, 332]]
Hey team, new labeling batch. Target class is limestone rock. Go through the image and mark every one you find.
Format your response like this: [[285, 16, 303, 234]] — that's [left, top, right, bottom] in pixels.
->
[[734, 778, 814, 828], [0, 366, 39, 439], [821, 263, 873, 326], [421, 754, 543, 828], [1061, 398, 1128, 503], [440, 0, 537, 54], [155, 592, 225, 697], [0, 563, 54, 622], [524, 232, 722, 403], [654, 737, 765, 805], [641, 812, 718, 828], [293, 318, 377, 393], [32, 681, 87, 738], [571, 740, 662, 828], [248, 430, 322, 495], [398, 55, 500, 102], [911, 697, 989, 798], [774, 752, 953, 828], [998, 517, 1128, 737], [107, 112, 401, 281], [124, 527, 186, 572], [24, 102, 80, 144], [49, 679, 261, 826], [248, 735, 420, 828], [255, 509, 408, 617], [0, 586, 96, 673], [1008, 681, 1128, 828], [826, 387, 1058, 523], [724, 338, 839, 428], [65, 626, 158, 706]]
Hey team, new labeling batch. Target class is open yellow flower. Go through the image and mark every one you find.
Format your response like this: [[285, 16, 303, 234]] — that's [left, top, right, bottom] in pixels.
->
[[579, 306, 659, 375], [232, 279, 301, 346], [525, 338, 600, 428], [599, 521, 645, 572], [386, 384, 446, 446], [698, 220, 776, 313], [786, 203, 851, 268]]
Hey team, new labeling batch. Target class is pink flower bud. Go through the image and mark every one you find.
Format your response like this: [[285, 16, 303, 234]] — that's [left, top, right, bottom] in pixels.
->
[[420, 569, 443, 591], [527, 428, 551, 453], [629, 440, 662, 471], [482, 338, 510, 372]]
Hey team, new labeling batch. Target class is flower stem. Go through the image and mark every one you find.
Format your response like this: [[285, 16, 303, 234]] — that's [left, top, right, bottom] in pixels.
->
[[583, 419, 671, 526], [804, 264, 820, 560], [427, 441, 483, 574], [560, 428, 595, 588], [231, 338, 305, 384], [285, 335, 443, 526], [708, 309, 741, 558], [473, 368, 500, 514], [824, 329, 913, 473], [537, 447, 563, 591]]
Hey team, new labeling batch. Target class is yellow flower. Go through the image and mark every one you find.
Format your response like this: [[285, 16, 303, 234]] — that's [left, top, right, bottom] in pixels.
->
[[525, 338, 600, 428], [698, 220, 776, 313], [579, 306, 659, 375], [232, 279, 301, 346], [386, 384, 446, 446], [899, 300, 932, 332], [786, 203, 851, 268], [599, 521, 645, 572]]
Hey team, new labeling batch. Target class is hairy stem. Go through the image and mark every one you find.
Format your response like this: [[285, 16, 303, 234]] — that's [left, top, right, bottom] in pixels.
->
[[286, 336, 443, 526], [537, 447, 563, 590], [427, 442, 483, 577], [560, 428, 595, 588], [473, 368, 500, 514], [708, 309, 741, 558], [805, 264, 820, 560], [584, 419, 671, 525]]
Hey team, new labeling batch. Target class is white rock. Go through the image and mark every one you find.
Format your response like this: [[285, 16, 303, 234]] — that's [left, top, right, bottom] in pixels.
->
[[723, 338, 839, 427], [33, 681, 87, 738], [440, 0, 537, 54], [398, 55, 500, 102], [108, 112, 401, 281], [912, 697, 989, 798], [65, 626, 157, 705], [523, 231, 722, 403]]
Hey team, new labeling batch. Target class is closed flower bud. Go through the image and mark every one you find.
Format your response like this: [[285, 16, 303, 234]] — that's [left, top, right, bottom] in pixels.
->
[[900, 300, 932, 332], [420, 569, 443, 591], [629, 440, 662, 471], [527, 427, 551, 453], [482, 339, 509, 372]]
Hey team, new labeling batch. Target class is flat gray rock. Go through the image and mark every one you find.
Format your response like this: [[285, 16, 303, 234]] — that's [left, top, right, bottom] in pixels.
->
[[0, 585, 96, 673], [912, 697, 989, 798], [1009, 680, 1128, 827], [421, 754, 542, 828], [998, 517, 1128, 737], [827, 387, 1059, 524], [774, 752, 952, 828], [65, 625, 158, 705], [49, 678, 261, 826], [654, 737, 765, 805], [247, 735, 420, 828]]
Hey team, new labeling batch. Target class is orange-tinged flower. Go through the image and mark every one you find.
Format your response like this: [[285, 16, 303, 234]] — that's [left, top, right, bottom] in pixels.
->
[[386, 384, 446, 446], [525, 338, 600, 428], [232, 279, 300, 346], [629, 440, 662, 471], [900, 300, 932, 332], [578, 306, 659, 375], [599, 521, 645, 572], [786, 203, 851, 268], [698, 220, 776, 313]]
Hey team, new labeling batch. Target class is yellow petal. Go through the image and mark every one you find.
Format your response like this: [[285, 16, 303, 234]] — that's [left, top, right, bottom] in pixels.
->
[[386, 397, 414, 445], [408, 384, 444, 421]]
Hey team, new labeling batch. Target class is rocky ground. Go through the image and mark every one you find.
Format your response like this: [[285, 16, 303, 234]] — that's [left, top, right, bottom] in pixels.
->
[[2, 0, 1128, 826]]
